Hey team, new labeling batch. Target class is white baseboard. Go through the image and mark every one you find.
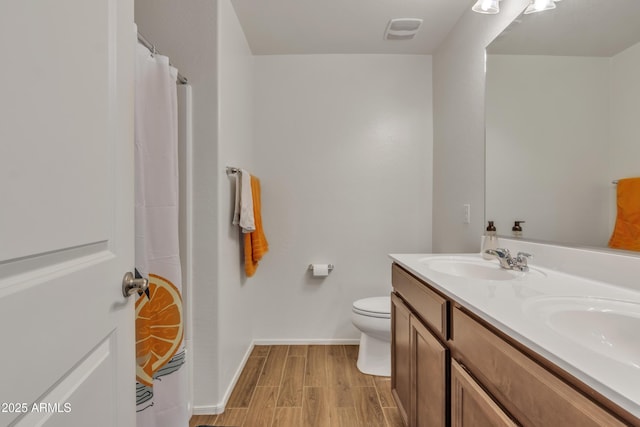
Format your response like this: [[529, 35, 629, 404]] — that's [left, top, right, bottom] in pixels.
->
[[192, 404, 224, 416], [192, 341, 255, 415], [191, 339, 361, 416]]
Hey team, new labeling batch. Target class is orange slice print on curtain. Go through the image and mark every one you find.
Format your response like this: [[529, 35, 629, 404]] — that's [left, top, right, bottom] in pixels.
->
[[135, 273, 183, 387]]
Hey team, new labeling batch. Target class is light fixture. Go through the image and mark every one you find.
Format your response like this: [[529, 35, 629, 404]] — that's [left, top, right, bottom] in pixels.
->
[[472, 0, 500, 14], [524, 0, 557, 14]]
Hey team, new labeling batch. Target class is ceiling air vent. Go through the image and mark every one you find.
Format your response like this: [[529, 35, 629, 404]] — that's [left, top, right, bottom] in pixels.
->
[[384, 18, 423, 40]]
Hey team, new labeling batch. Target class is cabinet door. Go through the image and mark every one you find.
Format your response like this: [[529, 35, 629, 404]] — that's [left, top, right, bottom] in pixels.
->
[[451, 360, 518, 427], [410, 315, 448, 427], [391, 292, 411, 425]]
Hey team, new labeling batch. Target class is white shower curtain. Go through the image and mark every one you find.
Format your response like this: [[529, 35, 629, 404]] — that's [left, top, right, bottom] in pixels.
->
[[134, 42, 189, 427]]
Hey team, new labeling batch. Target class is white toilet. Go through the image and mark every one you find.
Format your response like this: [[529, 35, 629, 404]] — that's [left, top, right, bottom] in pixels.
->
[[351, 296, 391, 377]]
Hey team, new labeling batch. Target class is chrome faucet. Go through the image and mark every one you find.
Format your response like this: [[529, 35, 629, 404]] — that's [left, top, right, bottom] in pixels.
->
[[485, 248, 513, 269], [484, 248, 532, 272]]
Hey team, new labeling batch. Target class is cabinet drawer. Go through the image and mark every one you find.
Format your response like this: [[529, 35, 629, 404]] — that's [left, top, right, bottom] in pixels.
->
[[392, 263, 448, 339], [451, 307, 626, 427]]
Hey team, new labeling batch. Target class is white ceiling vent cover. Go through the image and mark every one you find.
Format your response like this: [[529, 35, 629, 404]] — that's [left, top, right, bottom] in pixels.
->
[[384, 18, 423, 40]]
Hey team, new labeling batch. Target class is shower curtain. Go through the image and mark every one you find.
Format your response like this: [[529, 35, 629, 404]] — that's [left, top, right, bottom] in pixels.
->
[[134, 42, 189, 427]]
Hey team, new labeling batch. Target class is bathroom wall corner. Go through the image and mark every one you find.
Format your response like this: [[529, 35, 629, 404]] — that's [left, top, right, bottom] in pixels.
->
[[431, 0, 529, 253]]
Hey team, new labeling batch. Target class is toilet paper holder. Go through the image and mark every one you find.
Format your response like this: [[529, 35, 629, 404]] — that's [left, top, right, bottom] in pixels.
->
[[308, 264, 334, 272]]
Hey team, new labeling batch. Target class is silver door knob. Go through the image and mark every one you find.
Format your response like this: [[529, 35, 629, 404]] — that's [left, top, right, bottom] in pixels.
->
[[122, 272, 149, 297]]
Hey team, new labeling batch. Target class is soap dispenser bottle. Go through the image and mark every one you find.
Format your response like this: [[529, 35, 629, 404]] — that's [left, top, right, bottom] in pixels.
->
[[512, 221, 525, 238], [482, 221, 498, 260]]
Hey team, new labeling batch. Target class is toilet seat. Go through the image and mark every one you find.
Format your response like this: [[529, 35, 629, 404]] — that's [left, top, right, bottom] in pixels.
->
[[352, 296, 390, 319]]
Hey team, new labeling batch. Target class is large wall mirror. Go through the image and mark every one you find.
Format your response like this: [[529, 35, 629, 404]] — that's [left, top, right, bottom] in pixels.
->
[[485, 0, 640, 251]]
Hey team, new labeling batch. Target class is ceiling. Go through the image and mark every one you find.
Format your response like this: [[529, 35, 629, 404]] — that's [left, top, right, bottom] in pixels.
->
[[230, 0, 472, 55], [488, 0, 640, 57]]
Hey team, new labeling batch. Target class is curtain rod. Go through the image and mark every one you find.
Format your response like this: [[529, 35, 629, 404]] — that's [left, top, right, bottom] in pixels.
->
[[137, 32, 188, 85]]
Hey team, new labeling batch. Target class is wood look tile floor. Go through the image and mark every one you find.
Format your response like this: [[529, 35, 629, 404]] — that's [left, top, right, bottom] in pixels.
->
[[189, 345, 403, 427]]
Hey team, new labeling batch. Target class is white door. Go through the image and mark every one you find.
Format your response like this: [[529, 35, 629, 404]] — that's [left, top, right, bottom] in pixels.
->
[[0, 0, 135, 426]]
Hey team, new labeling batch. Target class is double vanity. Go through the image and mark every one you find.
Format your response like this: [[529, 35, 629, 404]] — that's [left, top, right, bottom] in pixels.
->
[[389, 248, 640, 426]]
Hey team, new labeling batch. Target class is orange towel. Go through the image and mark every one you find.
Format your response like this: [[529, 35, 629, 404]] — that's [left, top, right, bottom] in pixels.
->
[[608, 177, 640, 252], [244, 175, 269, 276]]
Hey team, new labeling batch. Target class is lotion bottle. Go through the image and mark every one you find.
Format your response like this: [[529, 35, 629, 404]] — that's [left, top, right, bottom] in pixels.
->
[[512, 221, 525, 238], [482, 221, 498, 260]]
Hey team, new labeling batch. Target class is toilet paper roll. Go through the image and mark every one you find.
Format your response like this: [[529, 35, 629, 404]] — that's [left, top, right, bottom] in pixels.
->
[[311, 264, 330, 277]]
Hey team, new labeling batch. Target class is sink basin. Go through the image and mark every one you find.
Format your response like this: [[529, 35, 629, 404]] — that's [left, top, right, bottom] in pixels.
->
[[419, 256, 526, 281], [523, 296, 640, 368]]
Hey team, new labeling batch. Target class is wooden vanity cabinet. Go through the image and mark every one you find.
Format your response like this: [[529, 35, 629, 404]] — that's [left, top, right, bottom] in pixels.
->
[[391, 263, 635, 427], [392, 265, 449, 427], [451, 306, 627, 427]]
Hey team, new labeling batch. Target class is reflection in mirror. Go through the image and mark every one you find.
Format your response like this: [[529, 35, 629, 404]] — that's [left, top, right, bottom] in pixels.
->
[[485, 0, 640, 251]]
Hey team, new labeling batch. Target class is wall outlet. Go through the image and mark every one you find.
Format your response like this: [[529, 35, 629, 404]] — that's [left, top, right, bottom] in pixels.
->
[[463, 204, 471, 224]]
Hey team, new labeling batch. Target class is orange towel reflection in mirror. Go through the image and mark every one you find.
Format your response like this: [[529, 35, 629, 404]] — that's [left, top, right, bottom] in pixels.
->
[[609, 177, 640, 252]]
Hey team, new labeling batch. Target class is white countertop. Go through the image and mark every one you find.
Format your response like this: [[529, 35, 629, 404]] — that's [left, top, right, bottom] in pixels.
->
[[389, 253, 640, 419]]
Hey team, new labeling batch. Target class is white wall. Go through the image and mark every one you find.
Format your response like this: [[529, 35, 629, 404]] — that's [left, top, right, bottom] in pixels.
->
[[486, 55, 611, 245], [137, 0, 434, 413], [136, 0, 257, 414], [216, 0, 255, 410], [610, 41, 640, 180], [432, 1, 529, 252], [251, 55, 433, 341]]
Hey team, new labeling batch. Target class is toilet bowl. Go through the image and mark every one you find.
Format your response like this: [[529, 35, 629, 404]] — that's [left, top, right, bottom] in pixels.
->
[[351, 296, 391, 377]]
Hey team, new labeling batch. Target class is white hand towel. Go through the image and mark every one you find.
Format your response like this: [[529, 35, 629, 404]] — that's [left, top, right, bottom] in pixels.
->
[[239, 169, 255, 233], [232, 172, 241, 226]]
